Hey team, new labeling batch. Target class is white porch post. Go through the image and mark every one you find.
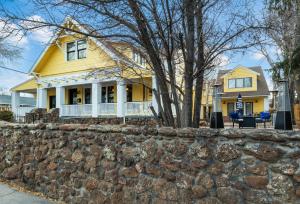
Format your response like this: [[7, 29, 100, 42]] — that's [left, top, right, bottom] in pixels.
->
[[37, 88, 47, 108], [56, 86, 65, 116], [117, 80, 126, 117], [11, 91, 20, 114], [264, 96, 269, 112], [92, 82, 101, 117], [152, 75, 159, 113]]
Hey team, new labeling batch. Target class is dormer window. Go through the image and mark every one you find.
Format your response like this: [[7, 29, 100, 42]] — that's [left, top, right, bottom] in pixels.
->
[[228, 77, 252, 88], [133, 52, 146, 66], [66, 39, 87, 61]]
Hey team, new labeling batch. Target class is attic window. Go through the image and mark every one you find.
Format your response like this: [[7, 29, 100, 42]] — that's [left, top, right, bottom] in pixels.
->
[[66, 40, 87, 61], [133, 52, 146, 66]]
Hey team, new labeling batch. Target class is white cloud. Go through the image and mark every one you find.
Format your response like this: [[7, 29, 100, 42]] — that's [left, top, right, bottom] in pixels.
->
[[25, 15, 53, 44], [0, 21, 28, 46], [0, 70, 31, 90], [218, 54, 230, 67], [252, 51, 265, 60]]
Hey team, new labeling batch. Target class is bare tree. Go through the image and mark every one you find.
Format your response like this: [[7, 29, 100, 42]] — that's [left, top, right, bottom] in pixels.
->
[[0, 0, 262, 127]]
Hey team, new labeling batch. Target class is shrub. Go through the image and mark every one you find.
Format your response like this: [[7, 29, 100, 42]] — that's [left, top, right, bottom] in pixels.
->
[[0, 110, 14, 122]]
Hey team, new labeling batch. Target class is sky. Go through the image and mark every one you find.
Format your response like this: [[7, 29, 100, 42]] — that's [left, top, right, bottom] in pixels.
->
[[0, 0, 274, 93]]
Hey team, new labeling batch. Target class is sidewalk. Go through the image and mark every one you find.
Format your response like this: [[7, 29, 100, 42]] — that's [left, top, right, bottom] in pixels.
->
[[0, 183, 53, 204]]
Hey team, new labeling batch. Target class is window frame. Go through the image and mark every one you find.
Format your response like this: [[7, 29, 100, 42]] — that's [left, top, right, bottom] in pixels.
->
[[66, 39, 87, 61], [228, 77, 253, 89]]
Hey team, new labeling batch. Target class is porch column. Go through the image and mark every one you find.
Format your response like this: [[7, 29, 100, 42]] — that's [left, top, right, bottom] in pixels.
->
[[56, 86, 65, 116], [117, 80, 126, 117], [92, 82, 101, 117], [37, 88, 47, 108], [152, 75, 159, 113], [11, 91, 20, 114], [264, 96, 269, 112]]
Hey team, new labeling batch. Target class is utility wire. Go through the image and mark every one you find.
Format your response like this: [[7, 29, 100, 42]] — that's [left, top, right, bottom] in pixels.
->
[[0, 65, 28, 74]]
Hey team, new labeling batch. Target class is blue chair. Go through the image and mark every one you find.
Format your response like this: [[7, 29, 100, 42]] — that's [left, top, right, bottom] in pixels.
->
[[256, 112, 271, 128], [229, 112, 241, 127]]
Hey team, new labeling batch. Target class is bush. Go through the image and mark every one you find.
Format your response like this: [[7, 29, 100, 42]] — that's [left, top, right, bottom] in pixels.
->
[[0, 110, 14, 122]]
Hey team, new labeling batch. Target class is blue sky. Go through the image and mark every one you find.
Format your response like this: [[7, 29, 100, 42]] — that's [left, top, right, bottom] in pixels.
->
[[0, 0, 274, 91]]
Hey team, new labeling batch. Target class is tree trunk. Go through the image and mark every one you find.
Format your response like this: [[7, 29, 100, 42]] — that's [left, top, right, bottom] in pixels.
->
[[193, 73, 204, 127], [192, 1, 204, 128], [181, 0, 195, 127]]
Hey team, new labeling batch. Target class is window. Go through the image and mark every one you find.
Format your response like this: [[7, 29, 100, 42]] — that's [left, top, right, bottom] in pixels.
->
[[133, 51, 146, 66], [127, 84, 133, 102], [77, 40, 87, 59], [244, 77, 252, 87], [101, 87, 107, 103], [67, 42, 76, 61], [107, 86, 114, 103], [228, 79, 235, 88], [245, 102, 253, 116], [236, 78, 244, 88], [228, 77, 253, 88], [66, 39, 87, 61], [69, 89, 77, 104], [84, 88, 91, 104]]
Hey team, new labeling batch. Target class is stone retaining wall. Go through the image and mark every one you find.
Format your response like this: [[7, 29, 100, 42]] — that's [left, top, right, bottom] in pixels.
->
[[0, 122, 300, 203]]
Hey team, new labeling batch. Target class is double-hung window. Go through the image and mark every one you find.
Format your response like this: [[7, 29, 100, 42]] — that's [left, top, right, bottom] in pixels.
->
[[228, 77, 252, 88], [66, 39, 87, 61], [67, 42, 76, 61]]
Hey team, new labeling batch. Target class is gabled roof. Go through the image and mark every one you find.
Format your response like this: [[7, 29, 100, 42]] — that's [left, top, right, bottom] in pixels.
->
[[30, 16, 142, 74], [217, 66, 269, 98], [219, 65, 260, 79]]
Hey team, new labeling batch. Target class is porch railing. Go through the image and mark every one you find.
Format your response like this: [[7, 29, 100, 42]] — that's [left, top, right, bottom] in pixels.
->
[[15, 106, 35, 117], [126, 101, 152, 116], [61, 104, 92, 117], [98, 103, 117, 115]]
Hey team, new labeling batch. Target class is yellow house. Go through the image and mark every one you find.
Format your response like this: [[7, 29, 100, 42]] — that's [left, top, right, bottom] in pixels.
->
[[11, 17, 157, 118], [212, 66, 270, 121]]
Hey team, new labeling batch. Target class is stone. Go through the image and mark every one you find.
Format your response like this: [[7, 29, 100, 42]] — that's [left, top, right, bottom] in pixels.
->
[[270, 159, 298, 175], [196, 173, 214, 189], [247, 162, 268, 176], [296, 187, 300, 197], [189, 142, 210, 159], [244, 144, 283, 162], [192, 185, 207, 198], [267, 173, 294, 201], [196, 197, 221, 204], [47, 162, 57, 171], [2, 165, 19, 179], [177, 128, 197, 138], [244, 189, 271, 204], [216, 143, 241, 162], [244, 176, 268, 189], [85, 155, 97, 170], [158, 127, 177, 136], [71, 150, 84, 163], [85, 178, 98, 191], [145, 164, 161, 177], [119, 167, 139, 178], [216, 187, 244, 204], [208, 162, 224, 175]]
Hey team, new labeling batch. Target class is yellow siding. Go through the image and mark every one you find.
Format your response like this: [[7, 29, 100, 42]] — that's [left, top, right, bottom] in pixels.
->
[[34, 36, 117, 76], [223, 67, 258, 93], [11, 79, 37, 92]]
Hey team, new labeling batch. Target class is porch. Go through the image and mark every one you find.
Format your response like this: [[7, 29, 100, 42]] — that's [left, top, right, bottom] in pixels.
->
[[11, 77, 158, 119]]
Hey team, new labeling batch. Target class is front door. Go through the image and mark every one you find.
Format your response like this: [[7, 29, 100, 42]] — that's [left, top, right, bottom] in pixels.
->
[[69, 89, 77, 104], [49, 96, 56, 109]]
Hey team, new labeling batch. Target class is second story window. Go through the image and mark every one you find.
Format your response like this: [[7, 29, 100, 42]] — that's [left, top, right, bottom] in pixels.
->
[[133, 52, 146, 66], [228, 77, 252, 88], [66, 39, 87, 61], [67, 42, 76, 61]]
